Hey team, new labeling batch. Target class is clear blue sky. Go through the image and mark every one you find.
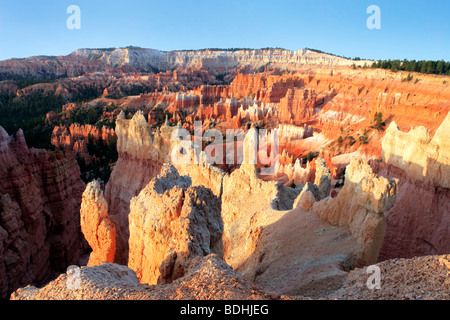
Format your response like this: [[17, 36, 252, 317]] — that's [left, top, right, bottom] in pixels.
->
[[0, 0, 449, 61]]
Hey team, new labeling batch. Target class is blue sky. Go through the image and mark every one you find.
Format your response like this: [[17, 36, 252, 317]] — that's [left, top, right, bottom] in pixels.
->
[[0, 0, 449, 61]]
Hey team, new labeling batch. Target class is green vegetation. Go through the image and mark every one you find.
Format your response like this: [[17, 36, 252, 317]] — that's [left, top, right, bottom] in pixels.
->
[[346, 136, 356, 146], [106, 84, 156, 99], [371, 59, 450, 76], [0, 89, 64, 148], [359, 130, 369, 144], [373, 112, 385, 130], [69, 102, 105, 125], [72, 85, 103, 103], [306, 151, 316, 162], [151, 108, 172, 129], [402, 73, 414, 82], [256, 62, 271, 73], [77, 135, 118, 183]]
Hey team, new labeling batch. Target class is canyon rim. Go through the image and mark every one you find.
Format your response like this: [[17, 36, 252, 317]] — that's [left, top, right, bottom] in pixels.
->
[[0, 1, 449, 309]]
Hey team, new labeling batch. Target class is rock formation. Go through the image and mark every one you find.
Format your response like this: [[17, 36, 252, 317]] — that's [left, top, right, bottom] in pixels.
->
[[312, 157, 398, 266], [51, 124, 116, 165], [128, 164, 223, 285], [11, 255, 280, 300], [381, 113, 450, 188], [104, 111, 177, 264], [3, 44, 450, 302], [313, 158, 332, 200], [0, 127, 86, 298], [0, 47, 372, 80], [11, 253, 450, 300], [293, 182, 319, 211], [331, 254, 450, 300], [80, 180, 116, 266], [376, 112, 450, 260]]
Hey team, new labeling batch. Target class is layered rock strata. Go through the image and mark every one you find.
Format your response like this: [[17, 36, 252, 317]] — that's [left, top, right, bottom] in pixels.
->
[[377, 112, 450, 259], [0, 127, 86, 298], [312, 157, 398, 266], [104, 111, 178, 264]]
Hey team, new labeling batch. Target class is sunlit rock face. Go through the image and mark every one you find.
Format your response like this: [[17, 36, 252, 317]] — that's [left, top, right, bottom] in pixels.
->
[[80, 180, 116, 267], [127, 164, 223, 285], [312, 157, 398, 266], [377, 112, 450, 260], [104, 111, 179, 264]]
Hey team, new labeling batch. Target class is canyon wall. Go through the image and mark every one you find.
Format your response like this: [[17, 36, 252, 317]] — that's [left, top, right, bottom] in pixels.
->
[[0, 47, 372, 79], [377, 112, 450, 260], [0, 127, 86, 298], [312, 157, 398, 266]]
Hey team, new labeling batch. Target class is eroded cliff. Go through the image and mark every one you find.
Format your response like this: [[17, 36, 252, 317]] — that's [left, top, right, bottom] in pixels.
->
[[377, 111, 450, 260], [0, 127, 86, 298]]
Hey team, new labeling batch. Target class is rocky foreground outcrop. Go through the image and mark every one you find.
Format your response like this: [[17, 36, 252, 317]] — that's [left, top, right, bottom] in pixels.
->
[[331, 254, 450, 300], [11, 253, 450, 300], [11, 255, 278, 300], [227, 156, 397, 296], [0, 127, 86, 299], [128, 164, 223, 285], [77, 113, 401, 296]]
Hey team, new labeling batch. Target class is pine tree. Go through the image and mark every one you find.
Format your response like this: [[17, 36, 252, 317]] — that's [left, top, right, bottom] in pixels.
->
[[436, 60, 444, 74]]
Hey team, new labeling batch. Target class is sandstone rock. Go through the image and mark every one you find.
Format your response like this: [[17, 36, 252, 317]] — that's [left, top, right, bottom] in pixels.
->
[[128, 164, 223, 285], [12, 253, 449, 300], [11, 255, 280, 300], [0, 47, 372, 81], [80, 180, 116, 266], [51, 123, 116, 165], [104, 111, 179, 264], [175, 152, 226, 198], [314, 158, 332, 200], [312, 157, 398, 266], [382, 113, 450, 189], [278, 88, 318, 124], [0, 127, 86, 298], [377, 112, 450, 260], [331, 254, 450, 300], [293, 182, 320, 211]]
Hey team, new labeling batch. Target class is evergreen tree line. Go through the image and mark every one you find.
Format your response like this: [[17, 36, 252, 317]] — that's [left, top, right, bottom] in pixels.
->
[[0, 82, 104, 149], [370, 59, 450, 75]]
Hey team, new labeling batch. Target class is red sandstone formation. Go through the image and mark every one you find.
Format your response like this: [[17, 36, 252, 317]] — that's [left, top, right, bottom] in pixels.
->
[[51, 123, 116, 164], [80, 180, 116, 266], [0, 127, 86, 299]]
